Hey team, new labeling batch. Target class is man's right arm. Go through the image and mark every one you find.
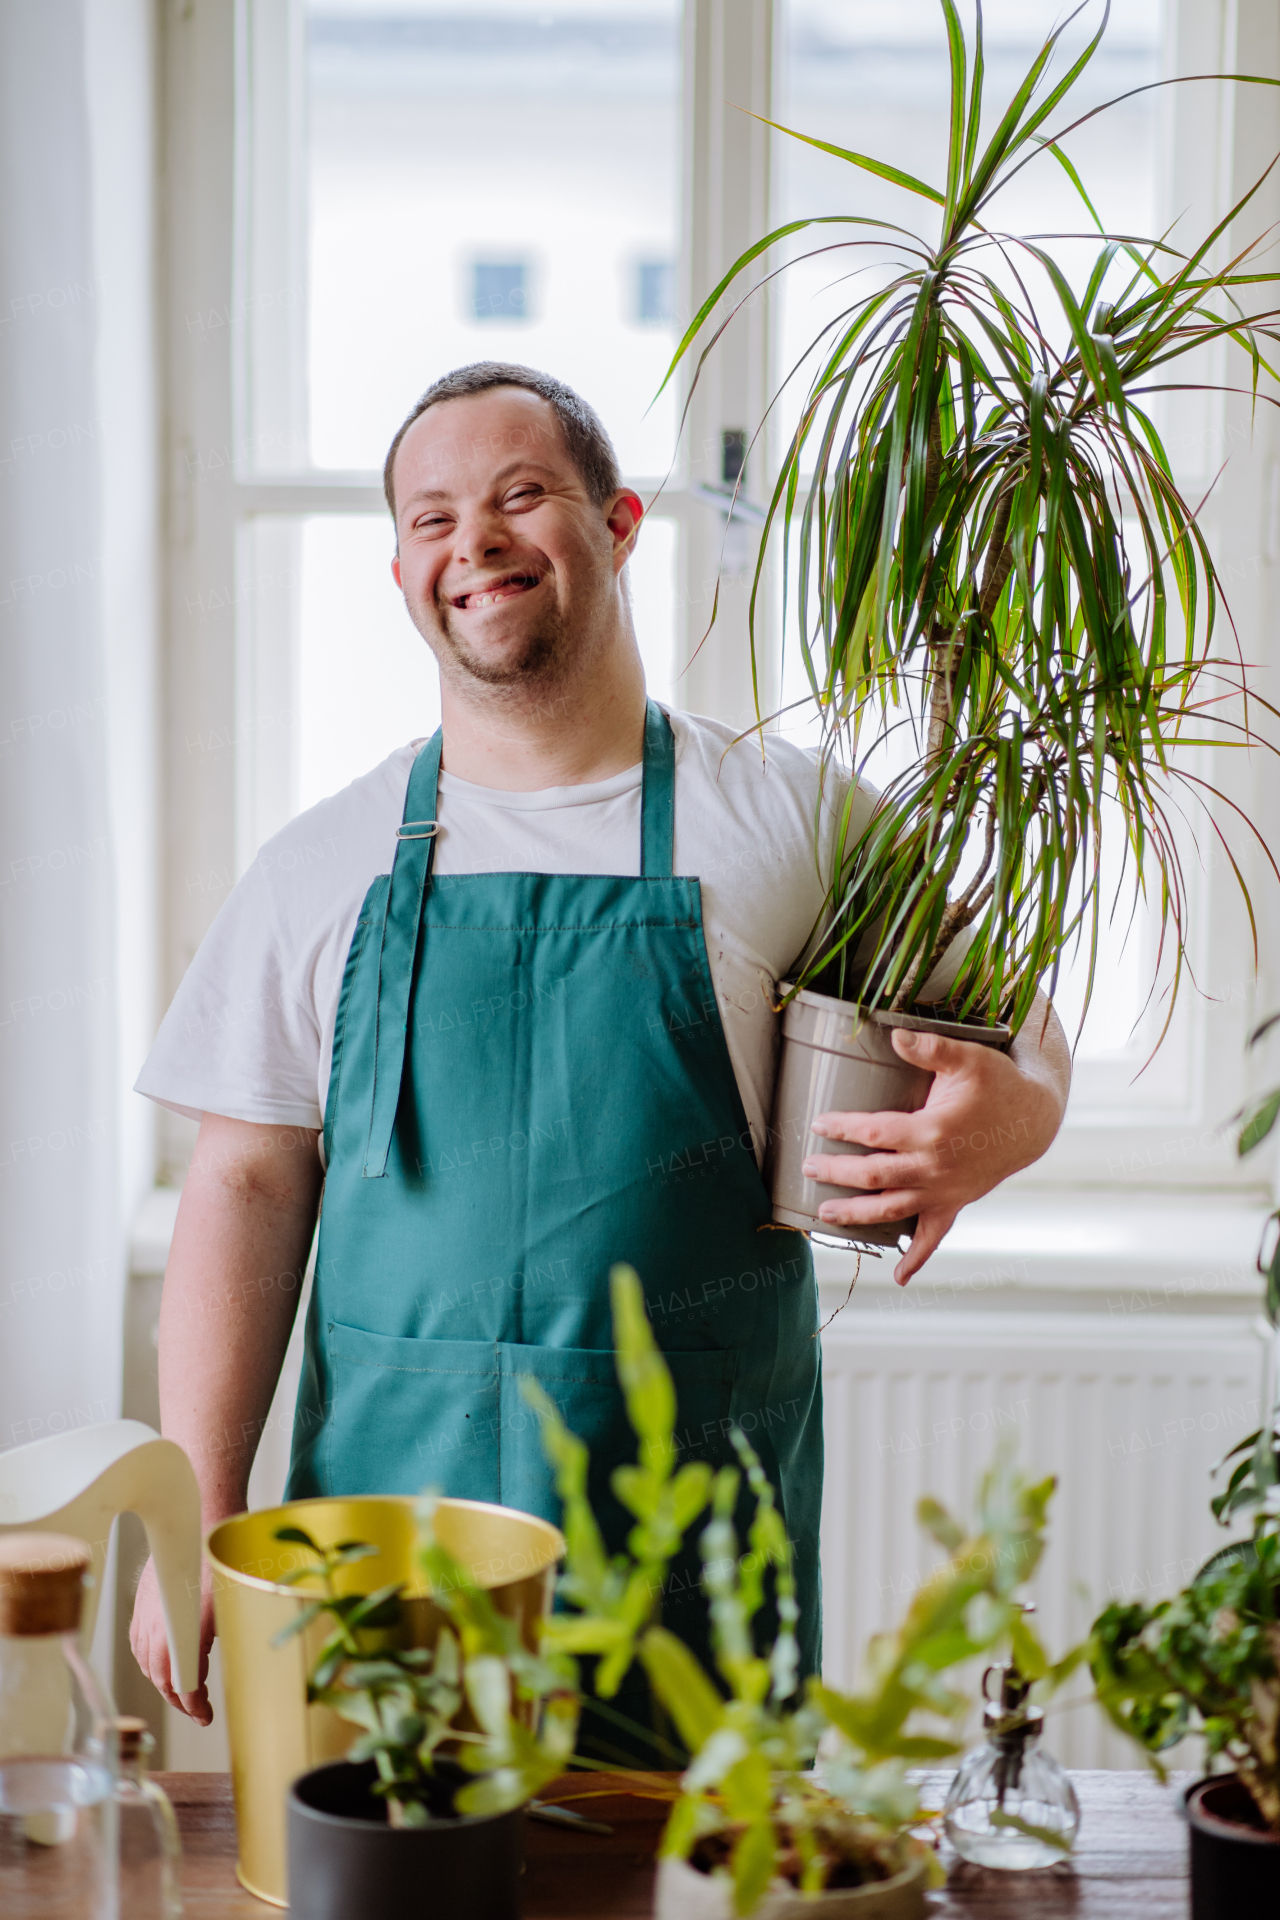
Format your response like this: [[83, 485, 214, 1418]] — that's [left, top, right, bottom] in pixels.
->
[[129, 1112, 324, 1723]]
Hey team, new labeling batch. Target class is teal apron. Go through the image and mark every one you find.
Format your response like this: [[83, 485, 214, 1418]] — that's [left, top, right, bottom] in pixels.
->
[[286, 702, 823, 1752]]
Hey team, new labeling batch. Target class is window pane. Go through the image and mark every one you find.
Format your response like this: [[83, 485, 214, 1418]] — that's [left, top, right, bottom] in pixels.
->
[[305, 0, 682, 476], [777, 1, 1164, 460], [298, 516, 440, 812], [630, 514, 677, 709], [294, 510, 679, 814]]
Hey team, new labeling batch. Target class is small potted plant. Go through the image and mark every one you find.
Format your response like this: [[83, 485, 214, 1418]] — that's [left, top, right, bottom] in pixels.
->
[[666, 1, 1280, 1242], [531, 1273, 1080, 1913], [274, 1515, 579, 1920], [1090, 1505, 1280, 1914], [1086, 1025, 1280, 1915]]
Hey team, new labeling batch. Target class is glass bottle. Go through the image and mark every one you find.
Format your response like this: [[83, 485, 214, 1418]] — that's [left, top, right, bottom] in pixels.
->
[[943, 1657, 1080, 1869], [113, 1717, 182, 1917], [0, 1531, 118, 1918]]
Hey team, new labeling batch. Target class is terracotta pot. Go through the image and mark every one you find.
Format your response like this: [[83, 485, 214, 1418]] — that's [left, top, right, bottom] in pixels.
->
[[765, 985, 1010, 1249], [653, 1850, 930, 1919], [287, 1759, 524, 1920], [1184, 1772, 1280, 1919]]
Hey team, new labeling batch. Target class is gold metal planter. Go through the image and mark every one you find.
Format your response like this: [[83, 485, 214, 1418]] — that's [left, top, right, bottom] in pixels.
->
[[207, 1495, 564, 1906]]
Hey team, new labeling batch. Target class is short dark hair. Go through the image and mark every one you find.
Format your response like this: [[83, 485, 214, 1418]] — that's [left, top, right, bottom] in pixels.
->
[[382, 362, 622, 520]]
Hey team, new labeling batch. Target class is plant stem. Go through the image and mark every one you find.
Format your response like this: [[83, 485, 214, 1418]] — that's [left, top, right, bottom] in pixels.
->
[[926, 622, 959, 762], [891, 479, 1016, 1014], [978, 487, 1015, 623]]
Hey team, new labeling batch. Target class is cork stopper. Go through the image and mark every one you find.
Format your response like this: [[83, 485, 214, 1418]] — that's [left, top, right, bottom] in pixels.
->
[[0, 1533, 91, 1635], [113, 1716, 154, 1762]]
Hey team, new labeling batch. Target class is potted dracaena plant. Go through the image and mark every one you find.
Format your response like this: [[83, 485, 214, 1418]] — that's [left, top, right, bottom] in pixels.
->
[[664, 0, 1280, 1247]]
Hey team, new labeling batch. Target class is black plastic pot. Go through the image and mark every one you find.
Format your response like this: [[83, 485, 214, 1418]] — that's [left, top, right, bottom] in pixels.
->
[[1183, 1773, 1280, 1919], [286, 1759, 524, 1920]]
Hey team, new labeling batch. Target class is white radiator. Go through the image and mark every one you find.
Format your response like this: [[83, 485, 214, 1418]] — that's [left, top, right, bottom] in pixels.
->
[[817, 1297, 1267, 1767]]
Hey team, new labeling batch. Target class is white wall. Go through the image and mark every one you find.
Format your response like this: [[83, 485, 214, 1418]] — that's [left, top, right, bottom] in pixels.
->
[[0, 2, 124, 1455], [85, 0, 161, 1236]]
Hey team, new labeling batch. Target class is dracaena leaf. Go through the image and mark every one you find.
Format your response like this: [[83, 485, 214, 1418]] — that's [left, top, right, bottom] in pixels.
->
[[1238, 1089, 1280, 1155]]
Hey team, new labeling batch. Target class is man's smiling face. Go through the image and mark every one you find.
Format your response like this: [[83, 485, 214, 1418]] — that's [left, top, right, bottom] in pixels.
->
[[390, 387, 638, 694]]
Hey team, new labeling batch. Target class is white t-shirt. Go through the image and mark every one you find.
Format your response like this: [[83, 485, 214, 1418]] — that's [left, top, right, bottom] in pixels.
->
[[137, 707, 956, 1163]]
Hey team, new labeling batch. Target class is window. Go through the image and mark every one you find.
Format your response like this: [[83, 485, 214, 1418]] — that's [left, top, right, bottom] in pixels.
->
[[164, 0, 1270, 1197], [471, 261, 531, 324], [300, 0, 682, 475]]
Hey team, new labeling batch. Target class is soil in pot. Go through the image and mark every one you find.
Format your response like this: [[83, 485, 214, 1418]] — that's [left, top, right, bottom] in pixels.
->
[[286, 1759, 524, 1920], [1185, 1773, 1280, 1920], [765, 985, 1009, 1249]]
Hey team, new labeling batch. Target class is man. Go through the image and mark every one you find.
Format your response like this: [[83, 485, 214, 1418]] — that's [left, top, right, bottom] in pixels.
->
[[131, 363, 1070, 1732]]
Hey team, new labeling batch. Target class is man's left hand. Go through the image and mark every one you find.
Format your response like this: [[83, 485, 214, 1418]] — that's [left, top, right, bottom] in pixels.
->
[[799, 992, 1071, 1285]]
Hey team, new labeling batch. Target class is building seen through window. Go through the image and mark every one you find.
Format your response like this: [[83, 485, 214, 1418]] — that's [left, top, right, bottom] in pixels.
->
[[635, 258, 674, 324], [471, 260, 531, 322]]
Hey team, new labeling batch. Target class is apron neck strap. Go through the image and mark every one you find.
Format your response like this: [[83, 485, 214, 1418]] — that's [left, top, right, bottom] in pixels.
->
[[640, 699, 675, 879], [363, 704, 673, 1179], [362, 731, 442, 1179]]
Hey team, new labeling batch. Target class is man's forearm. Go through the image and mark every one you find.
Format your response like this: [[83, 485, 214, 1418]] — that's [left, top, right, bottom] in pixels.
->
[[159, 1114, 324, 1525]]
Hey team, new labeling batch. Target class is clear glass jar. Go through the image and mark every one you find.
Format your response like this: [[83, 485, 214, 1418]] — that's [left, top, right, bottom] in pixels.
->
[[114, 1718, 182, 1917], [0, 1533, 118, 1919], [943, 1661, 1080, 1870]]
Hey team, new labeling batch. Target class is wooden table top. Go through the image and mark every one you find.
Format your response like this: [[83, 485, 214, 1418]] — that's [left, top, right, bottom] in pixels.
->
[[157, 1767, 1193, 1916]]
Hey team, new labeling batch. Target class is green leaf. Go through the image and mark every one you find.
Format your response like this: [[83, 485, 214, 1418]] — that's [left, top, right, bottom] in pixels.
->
[[810, 1683, 875, 1749], [610, 1265, 675, 1464], [456, 1769, 530, 1818], [1045, 1643, 1089, 1692], [1264, 1230, 1280, 1331], [722, 1750, 772, 1825], [638, 1626, 726, 1753], [989, 1807, 1074, 1854], [344, 1583, 406, 1631], [269, 1599, 326, 1646], [1238, 1089, 1280, 1155], [917, 1496, 964, 1553], [751, 115, 944, 208], [273, 1525, 322, 1550], [658, 1792, 702, 1862], [939, 0, 968, 231], [463, 1654, 512, 1737], [1010, 1610, 1049, 1682], [732, 1817, 778, 1917]]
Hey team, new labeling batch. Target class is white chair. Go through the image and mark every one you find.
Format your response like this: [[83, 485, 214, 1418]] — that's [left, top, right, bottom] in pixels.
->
[[0, 1418, 202, 1693]]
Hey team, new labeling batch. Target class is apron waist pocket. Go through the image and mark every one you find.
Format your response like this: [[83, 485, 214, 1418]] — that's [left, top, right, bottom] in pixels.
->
[[319, 1320, 739, 1523]]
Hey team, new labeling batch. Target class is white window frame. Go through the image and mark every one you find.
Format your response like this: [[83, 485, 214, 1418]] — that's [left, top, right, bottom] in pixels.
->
[[157, 0, 1280, 1213]]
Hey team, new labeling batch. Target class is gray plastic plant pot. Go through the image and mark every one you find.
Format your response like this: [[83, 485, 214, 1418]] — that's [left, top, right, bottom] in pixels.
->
[[286, 1759, 524, 1920], [764, 984, 1011, 1252], [654, 1849, 930, 1919]]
